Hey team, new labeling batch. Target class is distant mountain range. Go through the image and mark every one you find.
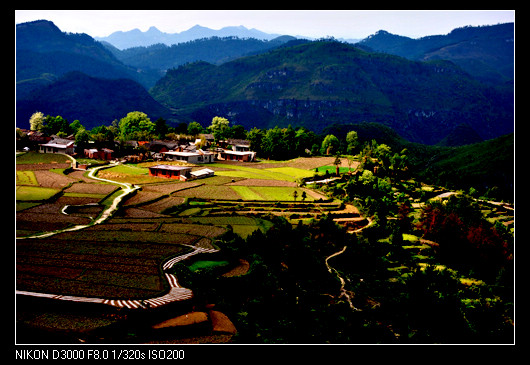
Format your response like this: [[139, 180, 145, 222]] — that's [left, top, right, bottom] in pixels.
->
[[95, 25, 282, 49], [16, 19, 514, 146], [102, 35, 297, 75]]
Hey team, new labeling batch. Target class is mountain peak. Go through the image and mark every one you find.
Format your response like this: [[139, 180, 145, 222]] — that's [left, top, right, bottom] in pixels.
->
[[97, 24, 282, 49], [147, 26, 162, 33]]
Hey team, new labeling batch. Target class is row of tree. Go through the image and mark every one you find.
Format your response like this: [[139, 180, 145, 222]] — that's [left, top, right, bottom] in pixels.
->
[[24, 111, 363, 160]]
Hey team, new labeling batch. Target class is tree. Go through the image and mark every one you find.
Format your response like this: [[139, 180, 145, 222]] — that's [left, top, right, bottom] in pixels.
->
[[154, 118, 169, 138], [187, 121, 203, 136], [345, 130, 359, 154], [247, 127, 265, 156], [118, 111, 155, 140], [321, 134, 340, 155], [295, 127, 318, 156], [333, 155, 342, 176], [208, 116, 230, 142], [29, 112, 45, 131], [293, 190, 298, 201], [44, 115, 70, 135], [346, 155, 356, 174], [69, 120, 84, 135], [75, 128, 90, 148], [261, 126, 286, 160], [227, 124, 247, 140]]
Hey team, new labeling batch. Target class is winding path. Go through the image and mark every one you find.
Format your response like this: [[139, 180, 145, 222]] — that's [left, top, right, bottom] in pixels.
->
[[325, 246, 361, 312], [16, 161, 218, 309], [325, 203, 374, 311], [19, 162, 140, 239]]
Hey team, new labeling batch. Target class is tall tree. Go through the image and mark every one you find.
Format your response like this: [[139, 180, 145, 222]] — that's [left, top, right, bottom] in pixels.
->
[[118, 111, 155, 140], [187, 121, 204, 136], [29, 111, 45, 131], [321, 134, 340, 155], [345, 130, 359, 154], [154, 117, 169, 139], [208, 116, 230, 142]]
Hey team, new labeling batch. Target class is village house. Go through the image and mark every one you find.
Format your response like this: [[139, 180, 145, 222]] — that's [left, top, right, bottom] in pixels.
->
[[163, 149, 215, 164], [146, 140, 180, 153], [190, 168, 215, 179], [219, 150, 257, 162], [147, 165, 192, 181], [216, 138, 256, 162], [39, 137, 75, 155], [83, 148, 114, 160]]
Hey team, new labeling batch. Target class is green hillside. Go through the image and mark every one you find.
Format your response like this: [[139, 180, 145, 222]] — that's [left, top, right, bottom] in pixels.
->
[[151, 40, 513, 145], [322, 122, 513, 201]]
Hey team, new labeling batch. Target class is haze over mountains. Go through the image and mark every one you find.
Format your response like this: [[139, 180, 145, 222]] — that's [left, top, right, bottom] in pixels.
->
[[16, 19, 513, 146], [95, 25, 283, 49]]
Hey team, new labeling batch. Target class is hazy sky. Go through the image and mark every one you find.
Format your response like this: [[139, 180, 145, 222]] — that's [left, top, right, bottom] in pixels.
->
[[15, 10, 515, 39]]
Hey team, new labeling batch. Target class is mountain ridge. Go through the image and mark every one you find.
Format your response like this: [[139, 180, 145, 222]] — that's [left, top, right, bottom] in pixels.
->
[[95, 24, 281, 49], [357, 22, 514, 83], [16, 71, 171, 129], [150, 40, 513, 144]]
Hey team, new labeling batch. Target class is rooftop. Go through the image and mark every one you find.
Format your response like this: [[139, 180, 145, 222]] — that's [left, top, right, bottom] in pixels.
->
[[148, 164, 192, 171]]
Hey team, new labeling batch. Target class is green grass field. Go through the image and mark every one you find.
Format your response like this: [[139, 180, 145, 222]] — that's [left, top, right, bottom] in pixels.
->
[[97, 164, 165, 184], [229, 186, 265, 200], [16, 170, 39, 186], [229, 186, 313, 201], [188, 260, 230, 272], [16, 152, 70, 164], [103, 164, 149, 175], [16, 186, 60, 201], [315, 165, 353, 174], [210, 164, 314, 182]]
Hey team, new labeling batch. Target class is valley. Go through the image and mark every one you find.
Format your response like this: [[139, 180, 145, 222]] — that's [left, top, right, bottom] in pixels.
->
[[15, 17, 514, 345], [16, 138, 514, 343]]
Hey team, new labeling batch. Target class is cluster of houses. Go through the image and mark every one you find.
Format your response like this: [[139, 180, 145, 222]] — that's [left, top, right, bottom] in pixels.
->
[[19, 131, 256, 181]]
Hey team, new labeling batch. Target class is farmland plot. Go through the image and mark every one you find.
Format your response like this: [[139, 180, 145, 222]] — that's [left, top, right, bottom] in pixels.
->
[[16, 218, 226, 300], [16, 237, 188, 299]]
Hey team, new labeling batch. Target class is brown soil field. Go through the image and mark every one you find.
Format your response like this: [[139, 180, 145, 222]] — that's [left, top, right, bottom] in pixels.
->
[[152, 312, 209, 329], [16, 228, 198, 299], [123, 191, 164, 206], [16, 163, 71, 171], [209, 310, 237, 334], [34, 170, 77, 189], [222, 259, 250, 277], [16, 196, 100, 236], [120, 207, 169, 218], [140, 196, 186, 213], [67, 170, 97, 182], [86, 222, 160, 232], [142, 181, 201, 194], [159, 223, 226, 238], [64, 182, 118, 195], [16, 213, 90, 235]]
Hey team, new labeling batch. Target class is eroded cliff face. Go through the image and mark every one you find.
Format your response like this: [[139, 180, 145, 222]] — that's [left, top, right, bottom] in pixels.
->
[[187, 99, 512, 145], [153, 41, 513, 145]]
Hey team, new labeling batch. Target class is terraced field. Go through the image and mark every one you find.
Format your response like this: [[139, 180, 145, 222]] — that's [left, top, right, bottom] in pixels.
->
[[16, 221, 218, 300], [16, 154, 354, 306]]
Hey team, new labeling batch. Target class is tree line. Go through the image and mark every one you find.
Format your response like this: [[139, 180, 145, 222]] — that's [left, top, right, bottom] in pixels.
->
[[21, 111, 363, 160]]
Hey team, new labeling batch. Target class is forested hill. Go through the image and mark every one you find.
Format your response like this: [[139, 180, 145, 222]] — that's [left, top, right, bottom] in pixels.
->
[[102, 35, 297, 74], [16, 72, 170, 129], [16, 20, 158, 93], [150, 40, 513, 145], [357, 22, 514, 83]]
